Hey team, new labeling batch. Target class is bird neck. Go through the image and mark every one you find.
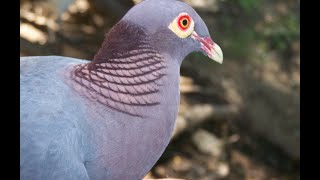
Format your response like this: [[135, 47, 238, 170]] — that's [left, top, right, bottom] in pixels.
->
[[68, 21, 181, 118]]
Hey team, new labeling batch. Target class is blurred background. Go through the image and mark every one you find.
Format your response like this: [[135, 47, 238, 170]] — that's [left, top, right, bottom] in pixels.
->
[[20, 0, 300, 179]]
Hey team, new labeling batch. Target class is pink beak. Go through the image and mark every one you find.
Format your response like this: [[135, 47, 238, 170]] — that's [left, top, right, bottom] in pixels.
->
[[191, 31, 223, 64]]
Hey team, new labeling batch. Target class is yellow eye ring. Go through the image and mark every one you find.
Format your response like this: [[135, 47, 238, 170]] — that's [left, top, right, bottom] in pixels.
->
[[168, 12, 195, 38]]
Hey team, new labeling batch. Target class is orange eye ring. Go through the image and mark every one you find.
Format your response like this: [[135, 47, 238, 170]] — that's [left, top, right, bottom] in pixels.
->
[[177, 15, 191, 31]]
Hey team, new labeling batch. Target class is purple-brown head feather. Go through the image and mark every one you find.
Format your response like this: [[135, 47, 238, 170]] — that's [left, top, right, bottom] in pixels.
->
[[70, 21, 167, 117], [92, 21, 150, 65]]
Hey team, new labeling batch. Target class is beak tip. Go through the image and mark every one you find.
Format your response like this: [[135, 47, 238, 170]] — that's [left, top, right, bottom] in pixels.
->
[[214, 58, 223, 64], [211, 43, 223, 64]]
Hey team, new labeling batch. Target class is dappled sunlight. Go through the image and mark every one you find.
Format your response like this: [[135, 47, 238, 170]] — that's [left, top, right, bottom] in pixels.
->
[[68, 0, 90, 14], [20, 23, 48, 44]]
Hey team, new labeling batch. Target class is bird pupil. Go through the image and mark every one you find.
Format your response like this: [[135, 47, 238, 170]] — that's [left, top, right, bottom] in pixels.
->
[[182, 19, 188, 26]]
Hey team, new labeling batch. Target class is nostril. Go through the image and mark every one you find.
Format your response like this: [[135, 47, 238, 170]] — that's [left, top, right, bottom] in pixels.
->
[[204, 37, 214, 46]]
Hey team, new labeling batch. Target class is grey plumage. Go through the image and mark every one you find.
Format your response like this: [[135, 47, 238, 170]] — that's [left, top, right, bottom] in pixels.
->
[[20, 0, 223, 179]]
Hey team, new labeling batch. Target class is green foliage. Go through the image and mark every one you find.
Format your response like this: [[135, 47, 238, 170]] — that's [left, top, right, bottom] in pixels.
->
[[231, 0, 262, 13], [216, 0, 299, 62], [223, 28, 257, 60], [262, 12, 299, 51]]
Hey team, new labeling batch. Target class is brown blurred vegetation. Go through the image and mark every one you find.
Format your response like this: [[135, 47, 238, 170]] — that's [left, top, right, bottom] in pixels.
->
[[20, 0, 300, 179]]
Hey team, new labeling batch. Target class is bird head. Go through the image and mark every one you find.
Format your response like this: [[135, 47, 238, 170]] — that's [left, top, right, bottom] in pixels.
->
[[121, 0, 223, 64]]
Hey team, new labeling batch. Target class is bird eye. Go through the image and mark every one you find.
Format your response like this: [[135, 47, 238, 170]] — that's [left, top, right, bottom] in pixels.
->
[[168, 13, 195, 38], [178, 16, 190, 30]]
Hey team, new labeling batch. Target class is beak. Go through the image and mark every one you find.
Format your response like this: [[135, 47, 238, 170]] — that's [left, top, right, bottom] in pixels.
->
[[191, 31, 223, 64]]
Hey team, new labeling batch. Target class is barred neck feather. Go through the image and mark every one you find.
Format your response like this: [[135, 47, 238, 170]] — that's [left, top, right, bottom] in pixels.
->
[[69, 21, 167, 117]]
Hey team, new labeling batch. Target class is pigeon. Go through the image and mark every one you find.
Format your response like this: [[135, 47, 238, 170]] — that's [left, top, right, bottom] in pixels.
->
[[20, 0, 223, 179]]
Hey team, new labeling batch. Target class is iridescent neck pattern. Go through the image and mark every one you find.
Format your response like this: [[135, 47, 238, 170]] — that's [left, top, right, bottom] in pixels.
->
[[70, 40, 167, 117]]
